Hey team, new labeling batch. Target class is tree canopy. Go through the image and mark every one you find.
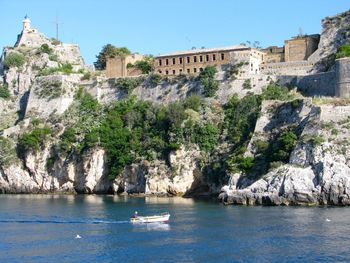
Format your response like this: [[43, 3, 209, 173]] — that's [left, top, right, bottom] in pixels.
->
[[94, 44, 131, 70]]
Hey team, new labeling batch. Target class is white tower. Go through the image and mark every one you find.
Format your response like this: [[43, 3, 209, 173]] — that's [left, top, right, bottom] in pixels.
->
[[22, 15, 31, 30]]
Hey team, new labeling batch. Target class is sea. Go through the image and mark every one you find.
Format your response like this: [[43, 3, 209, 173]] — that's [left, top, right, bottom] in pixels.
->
[[0, 194, 350, 263]]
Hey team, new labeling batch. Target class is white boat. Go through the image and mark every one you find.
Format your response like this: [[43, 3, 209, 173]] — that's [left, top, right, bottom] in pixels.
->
[[130, 212, 170, 223]]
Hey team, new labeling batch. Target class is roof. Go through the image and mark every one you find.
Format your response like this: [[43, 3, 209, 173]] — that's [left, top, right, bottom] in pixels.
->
[[155, 45, 252, 58]]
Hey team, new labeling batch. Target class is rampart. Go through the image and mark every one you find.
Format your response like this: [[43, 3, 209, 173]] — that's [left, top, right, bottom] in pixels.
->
[[261, 61, 314, 76]]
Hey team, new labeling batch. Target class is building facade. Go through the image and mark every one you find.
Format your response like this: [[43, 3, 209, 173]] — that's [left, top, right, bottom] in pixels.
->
[[154, 46, 264, 76], [106, 53, 144, 78], [284, 34, 320, 62]]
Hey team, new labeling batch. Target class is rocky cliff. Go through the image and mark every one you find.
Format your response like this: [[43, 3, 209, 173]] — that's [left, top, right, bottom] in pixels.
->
[[1, 11, 350, 206], [310, 9, 350, 72], [219, 100, 350, 206]]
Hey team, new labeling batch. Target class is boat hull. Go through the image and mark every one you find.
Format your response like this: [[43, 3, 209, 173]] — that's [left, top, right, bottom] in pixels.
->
[[130, 213, 170, 223]]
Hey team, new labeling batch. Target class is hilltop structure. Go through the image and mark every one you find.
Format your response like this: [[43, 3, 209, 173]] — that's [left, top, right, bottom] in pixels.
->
[[106, 53, 144, 78], [153, 45, 264, 76]]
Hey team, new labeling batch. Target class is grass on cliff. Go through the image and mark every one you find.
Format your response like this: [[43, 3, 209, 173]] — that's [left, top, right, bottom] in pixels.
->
[[3, 52, 26, 68], [336, 44, 350, 59], [0, 84, 11, 99]]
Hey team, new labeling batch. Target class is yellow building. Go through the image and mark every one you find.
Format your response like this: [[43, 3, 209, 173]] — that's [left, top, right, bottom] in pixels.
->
[[154, 45, 265, 75]]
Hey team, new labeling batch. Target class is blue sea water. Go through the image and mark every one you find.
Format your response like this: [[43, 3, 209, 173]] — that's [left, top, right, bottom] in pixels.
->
[[0, 195, 350, 263]]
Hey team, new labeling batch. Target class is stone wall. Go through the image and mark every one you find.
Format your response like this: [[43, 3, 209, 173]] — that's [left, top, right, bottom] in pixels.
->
[[284, 35, 320, 62], [106, 53, 144, 78], [277, 71, 336, 97], [335, 58, 350, 97], [261, 61, 314, 75]]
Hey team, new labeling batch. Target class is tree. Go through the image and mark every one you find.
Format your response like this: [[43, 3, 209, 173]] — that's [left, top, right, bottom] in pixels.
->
[[94, 44, 131, 70]]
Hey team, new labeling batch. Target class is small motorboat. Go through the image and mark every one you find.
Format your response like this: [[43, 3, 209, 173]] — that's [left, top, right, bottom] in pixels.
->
[[130, 212, 170, 223]]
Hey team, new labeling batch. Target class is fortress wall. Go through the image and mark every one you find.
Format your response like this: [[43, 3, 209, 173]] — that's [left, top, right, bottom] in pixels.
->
[[335, 58, 350, 97], [261, 61, 314, 76], [277, 71, 336, 97]]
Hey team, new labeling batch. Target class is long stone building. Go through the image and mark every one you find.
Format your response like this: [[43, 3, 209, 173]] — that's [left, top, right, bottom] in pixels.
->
[[153, 45, 264, 76]]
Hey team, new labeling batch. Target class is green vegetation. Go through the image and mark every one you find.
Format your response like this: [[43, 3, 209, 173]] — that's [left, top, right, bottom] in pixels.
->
[[242, 79, 252, 89], [336, 44, 350, 59], [191, 122, 219, 152], [134, 55, 154, 74], [226, 62, 248, 80], [3, 52, 26, 68], [149, 73, 162, 87], [48, 54, 59, 62], [38, 63, 74, 76], [198, 66, 219, 97], [36, 79, 63, 99], [183, 95, 203, 112], [58, 127, 77, 154], [39, 44, 53, 54], [0, 84, 10, 99], [81, 72, 91, 81], [94, 44, 131, 70], [0, 137, 18, 167], [110, 77, 145, 94], [261, 83, 294, 101], [18, 127, 51, 154]]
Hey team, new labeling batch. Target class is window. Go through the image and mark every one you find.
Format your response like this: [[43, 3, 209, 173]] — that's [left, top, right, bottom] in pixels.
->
[[159, 59, 162, 66], [158, 70, 162, 74], [194, 68, 197, 73], [221, 53, 225, 60], [179, 57, 183, 64], [187, 68, 190, 73], [179, 69, 183, 73], [173, 70, 176, 75], [200, 56, 203, 62], [213, 54, 216, 61], [173, 58, 176, 65], [187, 56, 190, 63], [206, 54, 209, 62], [166, 70, 169, 75], [166, 59, 169, 65], [194, 56, 197, 63], [200, 68, 203, 72]]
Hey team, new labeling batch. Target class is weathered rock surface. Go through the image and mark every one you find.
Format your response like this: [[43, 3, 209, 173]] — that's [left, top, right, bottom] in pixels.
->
[[220, 103, 350, 206], [310, 9, 350, 72]]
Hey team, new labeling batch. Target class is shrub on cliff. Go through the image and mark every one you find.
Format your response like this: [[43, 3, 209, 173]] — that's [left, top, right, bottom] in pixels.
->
[[198, 66, 219, 97], [0, 84, 10, 99], [40, 44, 53, 55], [111, 77, 144, 94], [336, 44, 350, 59], [18, 127, 51, 155], [261, 83, 294, 101], [149, 73, 162, 87], [58, 127, 77, 153], [134, 56, 154, 74], [3, 52, 26, 68]]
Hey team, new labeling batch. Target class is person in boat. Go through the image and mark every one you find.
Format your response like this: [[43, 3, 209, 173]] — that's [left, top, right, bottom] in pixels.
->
[[132, 211, 138, 218]]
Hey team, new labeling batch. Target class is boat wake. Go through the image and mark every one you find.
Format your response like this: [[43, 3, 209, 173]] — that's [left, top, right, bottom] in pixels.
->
[[0, 219, 129, 224]]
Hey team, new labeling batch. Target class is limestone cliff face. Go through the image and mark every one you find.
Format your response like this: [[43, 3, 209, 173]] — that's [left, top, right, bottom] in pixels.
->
[[219, 102, 350, 206], [0, 145, 204, 196], [310, 9, 350, 72]]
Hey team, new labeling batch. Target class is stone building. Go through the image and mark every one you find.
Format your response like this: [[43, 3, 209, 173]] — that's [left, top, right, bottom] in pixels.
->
[[262, 35, 320, 64], [262, 46, 285, 63], [284, 34, 320, 62], [106, 53, 144, 78], [154, 46, 265, 76]]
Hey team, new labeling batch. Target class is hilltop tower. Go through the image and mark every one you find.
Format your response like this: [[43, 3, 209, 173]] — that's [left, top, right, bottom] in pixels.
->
[[22, 15, 31, 31]]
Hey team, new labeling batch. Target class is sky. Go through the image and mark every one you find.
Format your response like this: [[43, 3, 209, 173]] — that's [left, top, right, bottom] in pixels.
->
[[0, 0, 349, 65]]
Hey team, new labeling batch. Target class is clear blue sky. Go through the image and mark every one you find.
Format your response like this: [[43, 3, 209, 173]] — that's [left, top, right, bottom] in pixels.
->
[[0, 0, 349, 65]]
